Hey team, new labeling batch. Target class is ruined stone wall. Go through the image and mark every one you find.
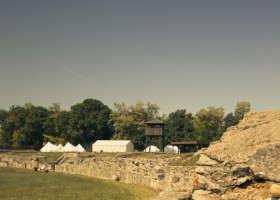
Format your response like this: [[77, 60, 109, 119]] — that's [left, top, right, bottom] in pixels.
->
[[0, 154, 38, 170], [55, 154, 194, 193], [0, 153, 194, 194]]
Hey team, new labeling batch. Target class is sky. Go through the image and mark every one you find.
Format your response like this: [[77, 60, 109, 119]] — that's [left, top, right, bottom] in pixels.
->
[[0, 0, 280, 115]]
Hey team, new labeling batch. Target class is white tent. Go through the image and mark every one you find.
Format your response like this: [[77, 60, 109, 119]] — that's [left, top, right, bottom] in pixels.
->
[[56, 144, 64, 152], [40, 142, 58, 152], [76, 144, 86, 152], [144, 145, 160, 152], [92, 140, 134, 152], [61, 142, 77, 152], [164, 145, 179, 154]]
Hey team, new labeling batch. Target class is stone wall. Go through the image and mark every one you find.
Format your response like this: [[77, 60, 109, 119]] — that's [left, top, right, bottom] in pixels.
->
[[0, 154, 40, 170], [55, 154, 194, 193], [0, 152, 194, 196]]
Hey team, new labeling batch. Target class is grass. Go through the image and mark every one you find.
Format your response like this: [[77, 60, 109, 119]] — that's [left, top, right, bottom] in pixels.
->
[[169, 153, 199, 166], [1, 151, 199, 166], [3, 151, 63, 163], [0, 167, 158, 200]]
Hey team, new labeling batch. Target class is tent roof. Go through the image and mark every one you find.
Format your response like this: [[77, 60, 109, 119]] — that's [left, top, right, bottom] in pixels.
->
[[56, 144, 64, 151], [61, 142, 76, 151], [93, 140, 132, 146], [40, 142, 58, 152], [144, 145, 160, 151], [76, 144, 86, 152]]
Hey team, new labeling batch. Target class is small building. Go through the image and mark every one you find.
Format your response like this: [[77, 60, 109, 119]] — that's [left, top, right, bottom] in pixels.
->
[[92, 140, 134, 152]]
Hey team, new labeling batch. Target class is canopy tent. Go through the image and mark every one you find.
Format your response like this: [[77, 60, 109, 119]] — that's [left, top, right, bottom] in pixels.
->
[[164, 145, 179, 154], [40, 142, 58, 152], [76, 144, 86, 152], [56, 144, 64, 152], [61, 142, 77, 152], [92, 140, 134, 152], [144, 145, 160, 152]]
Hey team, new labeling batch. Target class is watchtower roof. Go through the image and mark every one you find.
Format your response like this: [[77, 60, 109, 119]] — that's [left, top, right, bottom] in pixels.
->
[[144, 119, 165, 125]]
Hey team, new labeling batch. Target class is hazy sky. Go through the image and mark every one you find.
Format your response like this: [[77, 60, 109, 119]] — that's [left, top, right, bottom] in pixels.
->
[[1, 0, 280, 114]]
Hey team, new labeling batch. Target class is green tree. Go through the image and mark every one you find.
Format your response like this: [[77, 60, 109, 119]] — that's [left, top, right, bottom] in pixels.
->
[[1, 106, 28, 148], [164, 109, 195, 144], [12, 105, 48, 150], [0, 109, 9, 148], [224, 112, 238, 130], [110, 101, 160, 150], [234, 101, 251, 120], [44, 103, 69, 144], [194, 106, 225, 142], [66, 99, 112, 149]]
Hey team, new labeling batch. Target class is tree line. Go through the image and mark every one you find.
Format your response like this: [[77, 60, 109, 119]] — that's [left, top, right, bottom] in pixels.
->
[[0, 99, 251, 150]]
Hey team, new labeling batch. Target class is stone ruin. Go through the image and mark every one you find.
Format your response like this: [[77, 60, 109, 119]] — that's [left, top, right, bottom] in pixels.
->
[[192, 110, 280, 200]]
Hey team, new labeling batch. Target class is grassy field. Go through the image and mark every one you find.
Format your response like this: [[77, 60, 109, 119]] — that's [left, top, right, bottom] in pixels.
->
[[0, 167, 158, 200]]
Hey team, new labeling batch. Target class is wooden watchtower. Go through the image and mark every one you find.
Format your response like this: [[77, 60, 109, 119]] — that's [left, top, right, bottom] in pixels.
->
[[144, 119, 165, 152]]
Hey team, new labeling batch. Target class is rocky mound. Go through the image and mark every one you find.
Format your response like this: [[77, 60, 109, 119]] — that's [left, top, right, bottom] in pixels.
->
[[193, 110, 280, 199]]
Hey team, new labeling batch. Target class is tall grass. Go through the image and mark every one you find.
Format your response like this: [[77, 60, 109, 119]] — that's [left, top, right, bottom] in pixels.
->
[[0, 168, 158, 200]]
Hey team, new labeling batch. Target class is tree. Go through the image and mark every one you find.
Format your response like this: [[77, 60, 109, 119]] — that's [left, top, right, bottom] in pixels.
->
[[1, 106, 28, 149], [223, 102, 251, 130], [234, 102, 251, 120], [66, 99, 112, 149], [24, 105, 49, 149], [164, 109, 195, 144], [194, 106, 225, 142], [0, 109, 9, 148], [110, 101, 160, 150], [12, 105, 49, 150], [44, 103, 69, 144], [0, 104, 49, 150], [224, 112, 238, 130]]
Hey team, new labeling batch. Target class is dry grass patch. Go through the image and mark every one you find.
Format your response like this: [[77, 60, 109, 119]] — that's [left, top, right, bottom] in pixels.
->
[[0, 167, 158, 200]]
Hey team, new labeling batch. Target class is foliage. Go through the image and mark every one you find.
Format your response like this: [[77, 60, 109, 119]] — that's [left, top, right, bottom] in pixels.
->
[[224, 112, 238, 130], [234, 101, 251, 120], [164, 109, 195, 144], [0, 104, 49, 150], [0, 100, 251, 150], [224, 102, 251, 130], [110, 101, 160, 150], [42, 134, 65, 146], [0, 168, 158, 200], [66, 99, 113, 149], [194, 106, 225, 142], [0, 99, 113, 150]]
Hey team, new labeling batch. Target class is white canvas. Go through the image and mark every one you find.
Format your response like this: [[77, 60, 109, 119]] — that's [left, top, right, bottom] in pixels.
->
[[164, 145, 179, 154], [61, 142, 77, 152], [92, 140, 134, 152], [76, 144, 86, 152], [40, 142, 58, 152], [144, 145, 160, 152], [56, 144, 64, 152]]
